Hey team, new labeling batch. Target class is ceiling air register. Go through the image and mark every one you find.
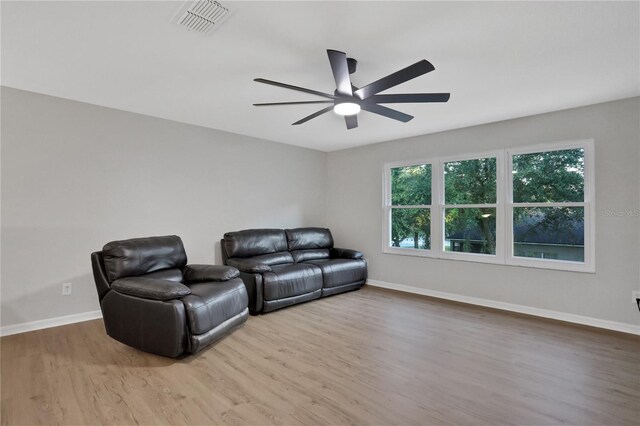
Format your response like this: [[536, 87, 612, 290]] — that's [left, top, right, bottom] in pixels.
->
[[171, 0, 230, 35]]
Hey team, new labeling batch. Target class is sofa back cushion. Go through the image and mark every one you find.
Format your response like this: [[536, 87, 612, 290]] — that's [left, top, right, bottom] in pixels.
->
[[286, 228, 334, 250], [291, 249, 330, 263], [251, 252, 295, 266], [285, 228, 334, 262], [224, 229, 288, 259], [102, 235, 187, 282]]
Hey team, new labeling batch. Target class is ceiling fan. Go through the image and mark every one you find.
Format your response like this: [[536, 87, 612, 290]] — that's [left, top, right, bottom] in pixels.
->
[[253, 49, 450, 130]]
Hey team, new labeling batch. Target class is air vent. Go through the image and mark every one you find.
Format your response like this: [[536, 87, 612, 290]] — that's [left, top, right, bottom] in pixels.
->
[[171, 0, 230, 35]]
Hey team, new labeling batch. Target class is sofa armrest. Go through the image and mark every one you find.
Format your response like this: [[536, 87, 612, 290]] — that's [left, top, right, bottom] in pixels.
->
[[111, 277, 191, 301], [227, 258, 272, 273], [330, 247, 364, 259], [183, 264, 240, 283]]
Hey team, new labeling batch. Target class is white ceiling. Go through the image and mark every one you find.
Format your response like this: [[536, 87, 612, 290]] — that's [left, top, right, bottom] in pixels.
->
[[2, 1, 639, 152]]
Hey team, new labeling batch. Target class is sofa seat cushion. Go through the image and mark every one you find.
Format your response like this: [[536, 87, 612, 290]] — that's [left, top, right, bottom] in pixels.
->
[[303, 259, 367, 288], [181, 278, 248, 335], [262, 264, 322, 301]]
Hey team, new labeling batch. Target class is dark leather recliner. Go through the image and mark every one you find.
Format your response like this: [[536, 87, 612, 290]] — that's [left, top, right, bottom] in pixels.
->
[[91, 235, 249, 357], [221, 228, 367, 313]]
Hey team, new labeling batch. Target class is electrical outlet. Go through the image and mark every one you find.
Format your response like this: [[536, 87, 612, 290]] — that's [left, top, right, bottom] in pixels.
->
[[62, 282, 72, 296]]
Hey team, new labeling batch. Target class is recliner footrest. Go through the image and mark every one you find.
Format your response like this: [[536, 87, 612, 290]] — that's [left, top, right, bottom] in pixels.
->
[[262, 289, 322, 313]]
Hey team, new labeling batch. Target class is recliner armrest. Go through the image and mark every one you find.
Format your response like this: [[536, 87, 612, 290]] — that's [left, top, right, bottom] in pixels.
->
[[111, 277, 191, 301], [183, 264, 240, 283], [227, 258, 272, 273], [330, 247, 364, 259]]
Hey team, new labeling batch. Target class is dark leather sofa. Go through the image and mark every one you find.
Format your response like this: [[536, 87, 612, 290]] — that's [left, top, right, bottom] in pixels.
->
[[221, 228, 367, 313], [91, 235, 248, 357]]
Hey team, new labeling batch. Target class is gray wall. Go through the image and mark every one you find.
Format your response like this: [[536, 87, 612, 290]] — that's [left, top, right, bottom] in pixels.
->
[[2, 88, 638, 330], [327, 97, 640, 327], [1, 87, 327, 327]]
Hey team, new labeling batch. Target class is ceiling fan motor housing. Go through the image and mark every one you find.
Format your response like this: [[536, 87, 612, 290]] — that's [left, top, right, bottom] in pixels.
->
[[347, 58, 357, 74]]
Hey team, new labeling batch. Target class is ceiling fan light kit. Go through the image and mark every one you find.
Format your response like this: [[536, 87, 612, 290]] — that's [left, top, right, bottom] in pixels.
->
[[253, 49, 450, 130], [333, 101, 360, 116]]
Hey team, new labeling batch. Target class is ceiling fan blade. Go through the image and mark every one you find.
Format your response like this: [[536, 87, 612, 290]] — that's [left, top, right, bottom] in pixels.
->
[[345, 115, 358, 130], [254, 78, 336, 100], [354, 60, 435, 100], [254, 100, 334, 106], [292, 106, 334, 125], [361, 103, 414, 123], [327, 49, 353, 96], [369, 93, 450, 103]]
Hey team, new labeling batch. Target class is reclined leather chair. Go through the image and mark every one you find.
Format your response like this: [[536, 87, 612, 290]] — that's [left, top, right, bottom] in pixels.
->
[[91, 235, 248, 357]]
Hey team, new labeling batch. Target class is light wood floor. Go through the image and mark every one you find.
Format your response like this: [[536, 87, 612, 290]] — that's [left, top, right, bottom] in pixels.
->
[[2, 286, 639, 425]]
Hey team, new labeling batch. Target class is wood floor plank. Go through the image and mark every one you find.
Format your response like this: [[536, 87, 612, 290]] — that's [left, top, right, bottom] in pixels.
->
[[2, 286, 639, 425]]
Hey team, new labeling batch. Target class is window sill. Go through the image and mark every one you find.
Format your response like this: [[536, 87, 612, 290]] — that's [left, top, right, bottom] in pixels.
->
[[382, 247, 595, 273]]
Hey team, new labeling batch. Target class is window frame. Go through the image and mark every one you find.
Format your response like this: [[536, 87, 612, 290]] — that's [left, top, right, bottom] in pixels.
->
[[382, 139, 595, 273], [438, 150, 505, 264], [383, 160, 435, 257], [506, 140, 595, 272]]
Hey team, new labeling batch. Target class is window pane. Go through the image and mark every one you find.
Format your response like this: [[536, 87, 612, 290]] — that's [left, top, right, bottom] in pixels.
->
[[513, 148, 584, 203], [445, 158, 497, 204], [513, 207, 584, 262], [390, 208, 431, 250], [444, 208, 496, 255], [391, 164, 431, 205]]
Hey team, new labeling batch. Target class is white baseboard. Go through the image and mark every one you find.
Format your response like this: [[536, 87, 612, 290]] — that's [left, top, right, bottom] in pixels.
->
[[1, 310, 103, 337], [367, 279, 640, 335], [2, 283, 638, 337]]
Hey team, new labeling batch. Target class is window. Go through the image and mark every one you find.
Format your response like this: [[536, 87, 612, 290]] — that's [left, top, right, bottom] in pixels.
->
[[508, 145, 592, 270], [388, 164, 432, 251], [383, 140, 594, 272], [444, 157, 498, 255]]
